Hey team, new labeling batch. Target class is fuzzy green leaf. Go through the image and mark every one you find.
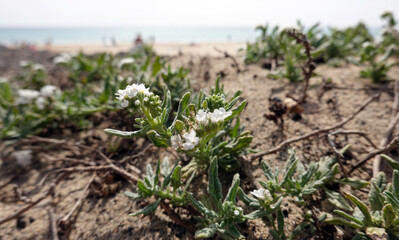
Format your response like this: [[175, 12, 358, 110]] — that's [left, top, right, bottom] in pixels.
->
[[338, 178, 370, 189], [171, 165, 182, 190], [130, 199, 161, 216], [345, 193, 373, 226], [224, 174, 240, 204], [195, 224, 218, 239], [383, 204, 396, 227], [325, 188, 353, 212], [208, 157, 223, 203]]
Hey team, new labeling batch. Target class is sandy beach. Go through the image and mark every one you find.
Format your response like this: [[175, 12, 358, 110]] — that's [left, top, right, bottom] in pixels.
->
[[34, 42, 246, 56]]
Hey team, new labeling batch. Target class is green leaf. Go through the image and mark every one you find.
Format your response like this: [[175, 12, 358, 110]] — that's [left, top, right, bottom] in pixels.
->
[[124, 191, 141, 200], [161, 157, 170, 178], [187, 193, 208, 214], [224, 174, 240, 204], [325, 218, 363, 229], [160, 89, 171, 124], [170, 92, 191, 128], [208, 157, 223, 203], [345, 193, 373, 226], [171, 165, 182, 190], [195, 225, 218, 239], [393, 170, 399, 200], [333, 210, 363, 226], [104, 128, 146, 138], [224, 101, 247, 122], [237, 187, 257, 207], [277, 209, 284, 234], [324, 188, 353, 212], [369, 182, 385, 212], [151, 56, 162, 77], [225, 96, 240, 111], [146, 130, 169, 147], [130, 199, 161, 216], [137, 180, 152, 196], [338, 178, 370, 189], [245, 210, 272, 219], [382, 154, 399, 171], [383, 204, 396, 227]]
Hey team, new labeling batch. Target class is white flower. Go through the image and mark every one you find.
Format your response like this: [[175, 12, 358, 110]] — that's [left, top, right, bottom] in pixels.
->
[[117, 75, 124, 82], [195, 108, 232, 125], [13, 150, 32, 167], [143, 97, 149, 102], [195, 109, 208, 123], [0, 77, 8, 82], [171, 134, 182, 150], [36, 96, 45, 109], [16, 89, 40, 104], [40, 85, 57, 97], [251, 188, 271, 199], [208, 108, 232, 123], [234, 210, 240, 216], [126, 76, 133, 83], [134, 100, 140, 106], [53, 53, 72, 64], [115, 84, 152, 107], [120, 100, 129, 108], [32, 64, 44, 71], [118, 57, 135, 68], [19, 60, 29, 67], [182, 129, 199, 150]]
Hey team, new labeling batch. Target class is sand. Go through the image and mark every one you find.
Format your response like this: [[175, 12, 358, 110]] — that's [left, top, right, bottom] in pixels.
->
[[36, 42, 246, 56]]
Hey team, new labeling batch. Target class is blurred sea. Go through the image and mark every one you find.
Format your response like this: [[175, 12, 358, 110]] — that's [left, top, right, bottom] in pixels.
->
[[0, 26, 381, 46], [0, 26, 259, 45]]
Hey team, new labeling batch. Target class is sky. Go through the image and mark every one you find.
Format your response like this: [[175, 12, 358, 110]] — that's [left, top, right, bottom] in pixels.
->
[[0, 0, 398, 28]]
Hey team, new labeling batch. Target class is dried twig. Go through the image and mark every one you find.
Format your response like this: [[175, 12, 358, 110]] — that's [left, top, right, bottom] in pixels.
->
[[251, 94, 380, 159], [59, 174, 96, 225], [372, 80, 399, 177], [349, 133, 399, 175], [47, 207, 59, 240], [287, 29, 316, 103]]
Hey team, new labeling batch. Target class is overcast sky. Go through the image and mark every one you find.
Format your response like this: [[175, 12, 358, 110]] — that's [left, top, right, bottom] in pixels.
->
[[0, 0, 398, 28]]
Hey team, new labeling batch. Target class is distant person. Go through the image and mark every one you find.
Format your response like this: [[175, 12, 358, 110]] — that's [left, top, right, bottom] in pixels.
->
[[134, 34, 143, 46], [130, 34, 144, 54]]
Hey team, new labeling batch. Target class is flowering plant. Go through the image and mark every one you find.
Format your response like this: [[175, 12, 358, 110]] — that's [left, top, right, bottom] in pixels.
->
[[105, 81, 251, 174]]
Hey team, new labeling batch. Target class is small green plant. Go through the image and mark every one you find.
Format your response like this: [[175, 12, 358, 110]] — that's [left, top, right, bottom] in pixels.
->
[[124, 157, 194, 214], [358, 42, 395, 83], [104, 81, 251, 174], [326, 170, 399, 239]]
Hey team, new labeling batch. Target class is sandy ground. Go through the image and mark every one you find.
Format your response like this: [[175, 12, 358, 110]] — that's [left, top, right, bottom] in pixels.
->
[[34, 42, 246, 56], [1, 45, 399, 239]]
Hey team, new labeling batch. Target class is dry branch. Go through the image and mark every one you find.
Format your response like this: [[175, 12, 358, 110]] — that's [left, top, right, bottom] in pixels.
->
[[287, 29, 315, 103], [251, 94, 380, 160], [372, 80, 399, 177], [59, 174, 96, 225], [349, 133, 399, 175]]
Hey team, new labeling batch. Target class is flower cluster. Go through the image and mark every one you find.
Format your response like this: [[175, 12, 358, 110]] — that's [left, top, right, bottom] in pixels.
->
[[195, 107, 232, 125], [115, 83, 153, 108], [117, 57, 135, 68], [171, 129, 199, 151], [16, 85, 58, 109], [251, 188, 272, 200]]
